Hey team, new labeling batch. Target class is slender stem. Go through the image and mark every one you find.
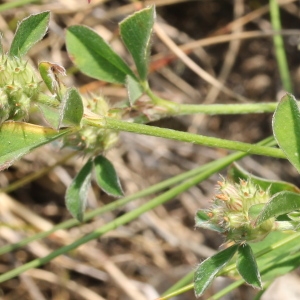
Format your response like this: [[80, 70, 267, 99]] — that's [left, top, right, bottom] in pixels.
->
[[176, 102, 277, 115], [162, 271, 193, 296], [85, 117, 285, 159], [144, 82, 278, 116], [208, 279, 244, 300], [0, 152, 240, 283], [0, 0, 40, 12], [270, 0, 292, 92], [0, 137, 276, 257], [158, 283, 194, 300], [0, 137, 276, 285], [0, 158, 213, 256]]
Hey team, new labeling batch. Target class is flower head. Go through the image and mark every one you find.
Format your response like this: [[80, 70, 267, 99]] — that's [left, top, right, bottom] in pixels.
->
[[196, 177, 274, 243], [63, 95, 120, 155], [0, 55, 40, 124]]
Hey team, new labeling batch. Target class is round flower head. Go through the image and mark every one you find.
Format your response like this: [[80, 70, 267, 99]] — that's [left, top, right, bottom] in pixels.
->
[[196, 177, 274, 243], [63, 95, 120, 155], [0, 55, 40, 124]]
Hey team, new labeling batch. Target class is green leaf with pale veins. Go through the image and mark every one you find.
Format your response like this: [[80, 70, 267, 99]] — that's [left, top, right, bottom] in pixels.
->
[[9, 11, 50, 57], [273, 93, 300, 173], [237, 243, 262, 289], [65, 159, 93, 222], [120, 6, 155, 81], [66, 25, 136, 84], [194, 244, 239, 297], [0, 122, 72, 171], [94, 155, 123, 197], [256, 191, 300, 225]]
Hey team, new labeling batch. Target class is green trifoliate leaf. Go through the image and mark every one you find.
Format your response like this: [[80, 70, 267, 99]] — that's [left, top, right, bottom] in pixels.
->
[[94, 155, 123, 197], [59, 88, 83, 128], [237, 243, 262, 289], [194, 244, 239, 297], [9, 11, 50, 57], [0, 122, 72, 171], [273, 93, 300, 173], [66, 25, 136, 84], [65, 159, 93, 222], [120, 6, 155, 81], [256, 191, 300, 225]]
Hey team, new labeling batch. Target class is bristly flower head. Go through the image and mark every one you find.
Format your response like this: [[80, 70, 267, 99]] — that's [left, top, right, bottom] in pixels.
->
[[0, 54, 40, 124], [195, 177, 275, 243], [63, 95, 120, 155]]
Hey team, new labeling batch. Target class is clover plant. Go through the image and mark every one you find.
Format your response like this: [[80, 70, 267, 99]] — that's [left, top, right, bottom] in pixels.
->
[[0, 4, 300, 299]]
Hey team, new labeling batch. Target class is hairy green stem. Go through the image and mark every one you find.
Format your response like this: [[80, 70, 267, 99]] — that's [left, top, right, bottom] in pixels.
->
[[85, 117, 285, 159], [176, 102, 277, 115], [144, 83, 279, 116]]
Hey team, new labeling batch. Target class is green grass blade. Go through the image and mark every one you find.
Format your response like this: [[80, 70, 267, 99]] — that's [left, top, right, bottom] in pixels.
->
[[269, 0, 292, 92]]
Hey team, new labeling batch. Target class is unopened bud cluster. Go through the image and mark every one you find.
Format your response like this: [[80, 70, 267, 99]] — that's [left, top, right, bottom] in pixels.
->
[[0, 55, 40, 124], [64, 96, 119, 154], [197, 178, 274, 243]]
